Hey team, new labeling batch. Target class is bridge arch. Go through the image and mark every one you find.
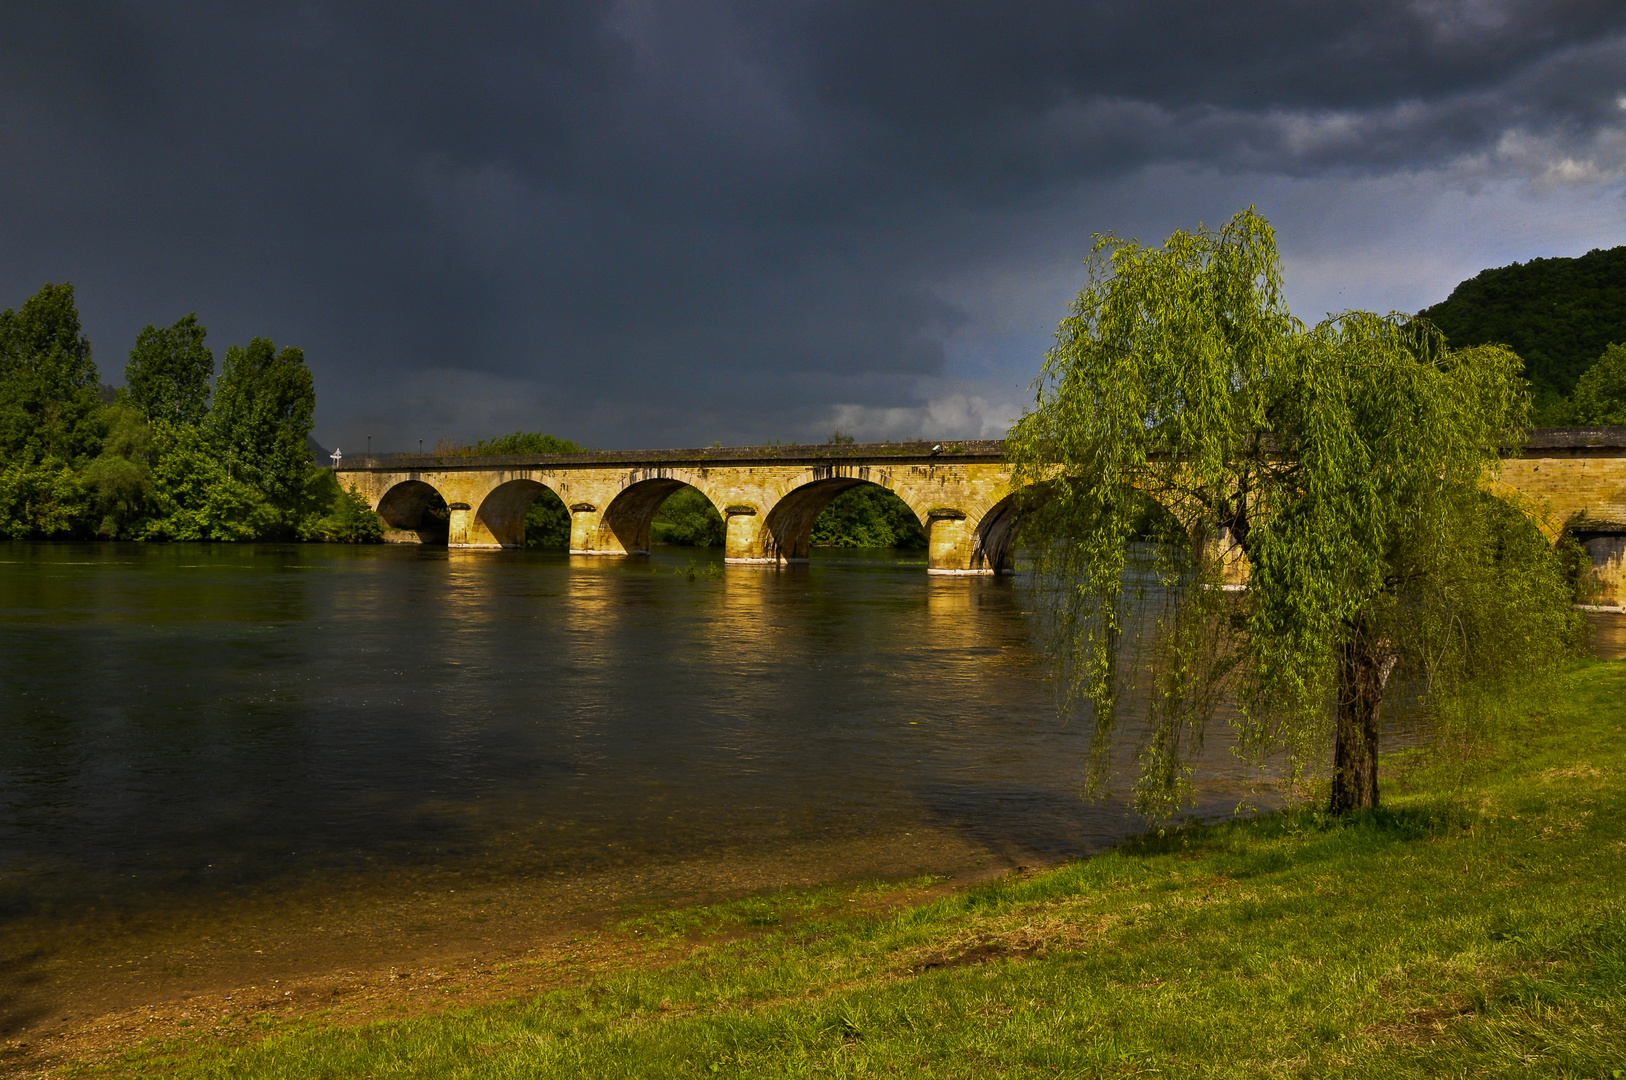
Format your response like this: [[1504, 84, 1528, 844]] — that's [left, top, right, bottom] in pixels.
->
[[760, 475, 916, 563], [580, 471, 726, 556], [472, 477, 569, 549], [375, 478, 452, 544]]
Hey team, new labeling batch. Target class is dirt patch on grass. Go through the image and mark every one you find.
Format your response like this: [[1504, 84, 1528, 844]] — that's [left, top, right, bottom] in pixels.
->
[[0, 839, 1000, 1078]]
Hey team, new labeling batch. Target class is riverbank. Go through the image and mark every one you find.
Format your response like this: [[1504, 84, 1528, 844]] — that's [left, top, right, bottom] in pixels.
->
[[19, 660, 1623, 1077]]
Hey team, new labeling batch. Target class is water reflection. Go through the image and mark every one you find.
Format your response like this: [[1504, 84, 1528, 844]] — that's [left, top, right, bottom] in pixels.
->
[[7, 543, 1610, 927]]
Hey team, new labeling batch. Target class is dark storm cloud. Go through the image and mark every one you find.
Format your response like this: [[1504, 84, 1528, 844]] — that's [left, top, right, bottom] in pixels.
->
[[2, 2, 1623, 448]]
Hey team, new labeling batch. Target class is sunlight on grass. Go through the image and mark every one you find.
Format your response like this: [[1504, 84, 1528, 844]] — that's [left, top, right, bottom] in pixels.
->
[[78, 663, 1626, 1078]]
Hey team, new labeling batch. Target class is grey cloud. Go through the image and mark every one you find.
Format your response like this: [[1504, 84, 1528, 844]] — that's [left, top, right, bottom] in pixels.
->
[[1, 2, 1623, 450]]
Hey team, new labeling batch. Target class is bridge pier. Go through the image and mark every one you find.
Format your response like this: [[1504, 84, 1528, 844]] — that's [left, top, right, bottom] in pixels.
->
[[723, 507, 773, 563], [1574, 528, 1626, 607]]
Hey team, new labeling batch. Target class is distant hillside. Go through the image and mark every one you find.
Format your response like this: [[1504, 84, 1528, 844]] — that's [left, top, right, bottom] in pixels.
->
[[1418, 245, 1626, 401]]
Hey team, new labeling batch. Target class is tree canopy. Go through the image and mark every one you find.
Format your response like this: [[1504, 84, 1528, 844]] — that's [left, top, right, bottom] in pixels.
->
[[1569, 343, 1626, 426], [126, 313, 214, 425], [210, 337, 316, 516], [1418, 245, 1626, 414], [0, 282, 376, 543], [1009, 209, 1580, 818], [0, 282, 103, 464]]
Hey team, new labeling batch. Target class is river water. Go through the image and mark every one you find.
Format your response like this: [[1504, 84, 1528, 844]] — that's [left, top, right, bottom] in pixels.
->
[[0, 541, 1617, 1032]]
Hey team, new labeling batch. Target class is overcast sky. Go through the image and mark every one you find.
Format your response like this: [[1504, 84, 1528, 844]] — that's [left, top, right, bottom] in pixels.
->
[[3, 2, 1624, 451]]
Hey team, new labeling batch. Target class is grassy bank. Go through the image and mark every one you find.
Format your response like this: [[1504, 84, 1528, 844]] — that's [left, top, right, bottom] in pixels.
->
[[80, 663, 1625, 1078]]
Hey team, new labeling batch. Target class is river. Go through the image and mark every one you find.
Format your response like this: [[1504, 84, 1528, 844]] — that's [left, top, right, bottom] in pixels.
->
[[0, 541, 1618, 1036]]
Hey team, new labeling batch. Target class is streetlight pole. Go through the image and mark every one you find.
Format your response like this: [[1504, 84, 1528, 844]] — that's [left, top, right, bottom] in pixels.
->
[[366, 435, 372, 466]]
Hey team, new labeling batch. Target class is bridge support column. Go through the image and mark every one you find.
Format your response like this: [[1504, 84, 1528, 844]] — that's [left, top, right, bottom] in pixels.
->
[[1580, 532, 1626, 607], [926, 510, 989, 575], [723, 506, 774, 563], [569, 503, 626, 555], [447, 502, 503, 549]]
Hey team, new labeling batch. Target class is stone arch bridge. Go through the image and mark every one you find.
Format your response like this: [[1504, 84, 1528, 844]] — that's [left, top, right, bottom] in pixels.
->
[[336, 429, 1626, 595]]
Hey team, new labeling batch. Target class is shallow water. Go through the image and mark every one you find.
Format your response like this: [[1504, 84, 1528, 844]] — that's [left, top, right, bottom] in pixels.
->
[[0, 543, 1169, 914], [0, 541, 1552, 1033]]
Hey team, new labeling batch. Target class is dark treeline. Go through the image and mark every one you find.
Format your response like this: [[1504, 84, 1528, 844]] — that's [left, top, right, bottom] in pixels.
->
[[1420, 245, 1626, 424], [0, 282, 379, 541]]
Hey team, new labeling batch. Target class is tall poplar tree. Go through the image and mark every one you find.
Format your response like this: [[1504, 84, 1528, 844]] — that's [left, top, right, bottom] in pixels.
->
[[126, 313, 214, 424], [209, 337, 316, 516], [1008, 209, 1580, 817], [0, 282, 102, 464]]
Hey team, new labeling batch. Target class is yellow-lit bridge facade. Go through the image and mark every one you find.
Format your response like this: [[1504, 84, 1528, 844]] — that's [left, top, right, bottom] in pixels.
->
[[336, 430, 1626, 597]]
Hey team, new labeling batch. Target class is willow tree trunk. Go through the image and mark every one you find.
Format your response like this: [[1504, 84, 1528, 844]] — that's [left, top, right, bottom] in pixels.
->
[[1330, 624, 1398, 813]]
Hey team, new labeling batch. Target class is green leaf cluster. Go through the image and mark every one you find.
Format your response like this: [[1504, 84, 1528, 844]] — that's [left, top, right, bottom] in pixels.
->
[[810, 485, 927, 549], [1569, 342, 1626, 425], [0, 282, 377, 543], [653, 487, 726, 547], [1417, 245, 1626, 420], [1008, 208, 1582, 820], [1418, 245, 1626, 395]]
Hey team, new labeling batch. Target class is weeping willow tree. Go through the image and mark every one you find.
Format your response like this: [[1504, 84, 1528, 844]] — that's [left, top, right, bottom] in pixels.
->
[[1007, 209, 1582, 817]]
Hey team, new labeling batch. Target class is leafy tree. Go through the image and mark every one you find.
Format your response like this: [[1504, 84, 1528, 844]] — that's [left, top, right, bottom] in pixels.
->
[[0, 457, 90, 538], [1418, 245, 1626, 417], [1008, 209, 1580, 818], [209, 337, 316, 518], [125, 314, 214, 424], [472, 431, 583, 455], [298, 471, 384, 543], [0, 282, 103, 464], [653, 487, 725, 546], [1569, 343, 1626, 425], [139, 422, 271, 541], [82, 402, 154, 537], [810, 486, 926, 549]]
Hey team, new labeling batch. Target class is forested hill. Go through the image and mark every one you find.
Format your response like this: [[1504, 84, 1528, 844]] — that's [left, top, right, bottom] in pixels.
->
[[1418, 245, 1626, 399]]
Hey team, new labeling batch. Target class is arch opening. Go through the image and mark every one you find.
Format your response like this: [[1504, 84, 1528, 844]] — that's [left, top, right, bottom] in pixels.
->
[[601, 478, 723, 555], [651, 485, 725, 547], [810, 483, 927, 550], [475, 479, 571, 549], [376, 480, 449, 544], [764, 478, 923, 563]]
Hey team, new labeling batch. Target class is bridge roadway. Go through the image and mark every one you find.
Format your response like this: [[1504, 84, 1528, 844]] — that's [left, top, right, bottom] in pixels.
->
[[337, 429, 1626, 595]]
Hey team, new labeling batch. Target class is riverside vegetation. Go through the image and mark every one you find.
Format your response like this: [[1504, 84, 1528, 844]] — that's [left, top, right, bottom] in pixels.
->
[[0, 284, 924, 550], [0, 285, 378, 542], [56, 660, 1626, 1078]]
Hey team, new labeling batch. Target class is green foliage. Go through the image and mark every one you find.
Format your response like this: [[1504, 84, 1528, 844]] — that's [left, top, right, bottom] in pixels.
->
[[810, 485, 926, 548], [1418, 244, 1626, 408], [471, 431, 583, 455], [653, 487, 725, 546], [0, 456, 90, 537], [1008, 208, 1580, 819], [524, 495, 572, 549], [139, 422, 273, 541], [298, 472, 385, 543], [210, 337, 316, 519], [1569, 342, 1626, 425], [82, 402, 154, 537], [126, 313, 214, 424], [0, 282, 103, 465], [0, 281, 375, 545]]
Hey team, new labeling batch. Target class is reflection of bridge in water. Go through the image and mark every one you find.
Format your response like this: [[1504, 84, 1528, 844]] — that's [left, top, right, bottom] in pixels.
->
[[337, 429, 1626, 595]]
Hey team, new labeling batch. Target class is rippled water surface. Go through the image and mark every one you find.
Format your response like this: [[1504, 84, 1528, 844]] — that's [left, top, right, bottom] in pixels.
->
[[0, 543, 1225, 914], [5, 541, 1612, 1032]]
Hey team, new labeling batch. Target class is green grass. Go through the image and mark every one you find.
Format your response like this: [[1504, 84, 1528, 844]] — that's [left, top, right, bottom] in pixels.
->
[[83, 663, 1626, 1078]]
